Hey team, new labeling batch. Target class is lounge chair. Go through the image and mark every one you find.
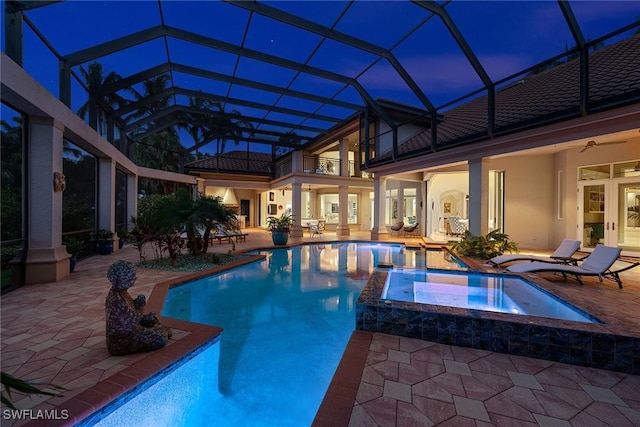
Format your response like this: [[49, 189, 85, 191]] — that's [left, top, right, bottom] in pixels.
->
[[489, 239, 581, 267], [214, 224, 248, 243], [389, 221, 404, 236], [506, 244, 638, 288], [403, 222, 420, 237]]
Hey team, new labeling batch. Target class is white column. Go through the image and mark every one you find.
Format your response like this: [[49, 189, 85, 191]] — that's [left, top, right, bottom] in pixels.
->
[[98, 157, 118, 251], [25, 117, 70, 284], [468, 158, 489, 237], [336, 185, 350, 236], [371, 176, 388, 240], [340, 139, 349, 177], [290, 182, 303, 237]]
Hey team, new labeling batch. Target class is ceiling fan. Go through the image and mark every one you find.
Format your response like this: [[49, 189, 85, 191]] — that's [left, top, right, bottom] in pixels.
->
[[579, 139, 627, 153]]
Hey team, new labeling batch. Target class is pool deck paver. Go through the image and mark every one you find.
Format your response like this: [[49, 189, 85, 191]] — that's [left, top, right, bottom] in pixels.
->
[[1, 229, 639, 426]]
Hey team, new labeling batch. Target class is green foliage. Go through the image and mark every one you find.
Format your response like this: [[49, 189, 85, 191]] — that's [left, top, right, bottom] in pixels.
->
[[62, 143, 97, 233], [449, 229, 518, 260], [1, 116, 24, 242], [133, 190, 237, 261], [1, 371, 65, 410], [131, 216, 151, 262], [1, 246, 19, 270], [0, 187, 21, 241], [117, 227, 130, 242], [266, 212, 294, 232], [95, 228, 114, 243], [62, 236, 85, 256]]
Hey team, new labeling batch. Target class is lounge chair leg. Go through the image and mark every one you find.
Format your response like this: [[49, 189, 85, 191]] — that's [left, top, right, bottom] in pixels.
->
[[612, 273, 623, 288]]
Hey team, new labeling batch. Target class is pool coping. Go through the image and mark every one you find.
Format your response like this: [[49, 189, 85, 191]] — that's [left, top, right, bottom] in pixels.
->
[[23, 255, 265, 427]]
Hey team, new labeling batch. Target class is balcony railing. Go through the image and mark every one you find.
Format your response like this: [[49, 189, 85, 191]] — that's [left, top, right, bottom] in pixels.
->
[[301, 156, 372, 178]]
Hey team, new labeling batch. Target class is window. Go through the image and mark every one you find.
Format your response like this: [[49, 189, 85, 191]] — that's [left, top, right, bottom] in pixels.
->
[[557, 170, 564, 219]]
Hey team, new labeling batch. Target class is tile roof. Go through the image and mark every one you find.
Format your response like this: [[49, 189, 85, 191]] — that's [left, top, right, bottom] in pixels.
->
[[184, 151, 273, 174], [391, 34, 640, 160]]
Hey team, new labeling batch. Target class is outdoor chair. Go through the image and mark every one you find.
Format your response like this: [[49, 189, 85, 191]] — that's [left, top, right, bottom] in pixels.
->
[[403, 222, 420, 237], [489, 239, 582, 268], [309, 220, 325, 238], [214, 224, 248, 243], [506, 244, 638, 288], [448, 216, 468, 236], [389, 221, 405, 236]]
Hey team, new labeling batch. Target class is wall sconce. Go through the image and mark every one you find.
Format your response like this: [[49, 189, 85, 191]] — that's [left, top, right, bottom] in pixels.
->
[[281, 189, 285, 196], [465, 194, 469, 200]]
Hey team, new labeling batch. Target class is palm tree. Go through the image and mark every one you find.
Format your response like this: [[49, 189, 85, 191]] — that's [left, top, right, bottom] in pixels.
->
[[209, 107, 255, 154], [76, 62, 126, 126], [127, 75, 194, 178], [181, 95, 255, 155], [126, 74, 173, 130]]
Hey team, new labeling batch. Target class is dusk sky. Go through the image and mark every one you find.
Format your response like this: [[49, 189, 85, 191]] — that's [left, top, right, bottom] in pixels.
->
[[2, 0, 639, 154]]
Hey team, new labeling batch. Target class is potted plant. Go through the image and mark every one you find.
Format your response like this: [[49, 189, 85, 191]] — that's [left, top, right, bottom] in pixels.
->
[[117, 227, 129, 250], [62, 236, 84, 272], [266, 212, 294, 246], [95, 228, 115, 255]]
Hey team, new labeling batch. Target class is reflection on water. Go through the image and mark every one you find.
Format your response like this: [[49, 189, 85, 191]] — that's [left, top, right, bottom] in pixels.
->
[[161, 243, 465, 426]]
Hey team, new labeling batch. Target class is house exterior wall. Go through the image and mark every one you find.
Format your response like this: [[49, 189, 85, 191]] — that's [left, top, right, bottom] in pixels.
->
[[490, 155, 556, 250]]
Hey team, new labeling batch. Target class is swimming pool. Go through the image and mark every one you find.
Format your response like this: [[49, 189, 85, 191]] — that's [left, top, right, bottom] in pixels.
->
[[156, 242, 464, 426], [382, 269, 596, 323]]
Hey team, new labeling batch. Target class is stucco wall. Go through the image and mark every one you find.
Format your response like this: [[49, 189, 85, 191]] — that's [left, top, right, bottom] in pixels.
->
[[491, 155, 555, 250]]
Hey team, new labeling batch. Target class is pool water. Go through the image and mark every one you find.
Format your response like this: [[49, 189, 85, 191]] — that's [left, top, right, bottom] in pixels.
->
[[382, 269, 597, 323], [159, 243, 463, 426]]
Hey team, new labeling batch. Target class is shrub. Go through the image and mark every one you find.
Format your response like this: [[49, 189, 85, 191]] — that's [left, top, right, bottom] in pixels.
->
[[62, 236, 85, 256], [0, 247, 19, 270], [450, 229, 518, 260]]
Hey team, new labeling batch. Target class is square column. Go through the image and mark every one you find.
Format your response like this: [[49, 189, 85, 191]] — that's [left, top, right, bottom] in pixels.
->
[[25, 118, 70, 284], [468, 158, 489, 237], [336, 185, 350, 236], [126, 173, 138, 231], [290, 182, 304, 237], [98, 158, 118, 252], [340, 139, 349, 177], [371, 176, 389, 240]]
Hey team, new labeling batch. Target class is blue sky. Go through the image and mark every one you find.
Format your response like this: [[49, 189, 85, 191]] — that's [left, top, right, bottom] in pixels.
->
[[2, 1, 639, 154]]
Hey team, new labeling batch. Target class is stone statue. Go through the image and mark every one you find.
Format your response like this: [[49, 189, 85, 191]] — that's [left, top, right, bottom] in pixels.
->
[[105, 260, 172, 356]]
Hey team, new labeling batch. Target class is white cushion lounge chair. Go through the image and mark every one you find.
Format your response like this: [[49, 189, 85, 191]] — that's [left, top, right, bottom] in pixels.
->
[[489, 239, 581, 267], [506, 244, 638, 288]]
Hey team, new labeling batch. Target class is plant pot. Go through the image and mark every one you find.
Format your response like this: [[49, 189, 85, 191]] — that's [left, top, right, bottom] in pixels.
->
[[69, 255, 76, 273], [97, 242, 113, 255], [118, 238, 124, 250], [271, 231, 289, 246]]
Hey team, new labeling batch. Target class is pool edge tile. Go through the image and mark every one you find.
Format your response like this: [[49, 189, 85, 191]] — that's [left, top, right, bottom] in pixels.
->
[[312, 330, 374, 427]]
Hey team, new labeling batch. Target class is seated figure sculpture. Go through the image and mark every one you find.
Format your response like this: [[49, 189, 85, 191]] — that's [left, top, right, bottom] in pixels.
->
[[105, 260, 172, 356]]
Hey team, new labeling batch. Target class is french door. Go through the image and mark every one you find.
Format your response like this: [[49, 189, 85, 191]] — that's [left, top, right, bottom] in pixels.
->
[[578, 177, 640, 256]]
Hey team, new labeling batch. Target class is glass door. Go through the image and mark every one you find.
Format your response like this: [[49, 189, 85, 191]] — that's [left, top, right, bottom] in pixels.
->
[[579, 181, 607, 250], [613, 179, 640, 255], [579, 178, 640, 256]]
